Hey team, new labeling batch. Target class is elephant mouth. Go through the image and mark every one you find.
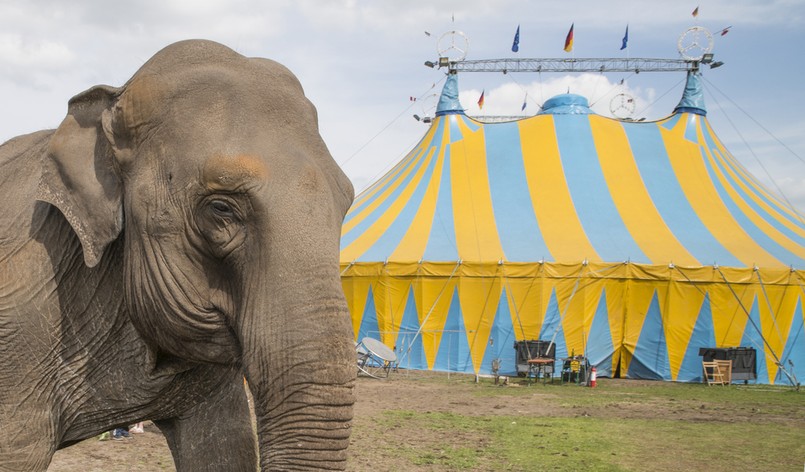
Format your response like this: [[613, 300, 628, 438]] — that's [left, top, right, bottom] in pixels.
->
[[127, 275, 243, 365]]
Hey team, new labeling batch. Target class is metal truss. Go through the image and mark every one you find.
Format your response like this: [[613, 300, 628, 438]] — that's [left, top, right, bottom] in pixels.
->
[[445, 58, 700, 73]]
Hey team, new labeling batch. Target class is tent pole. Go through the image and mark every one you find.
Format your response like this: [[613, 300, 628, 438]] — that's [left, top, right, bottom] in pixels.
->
[[340, 260, 356, 276]]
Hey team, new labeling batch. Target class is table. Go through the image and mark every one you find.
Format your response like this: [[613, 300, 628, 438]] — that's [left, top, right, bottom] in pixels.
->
[[527, 357, 555, 384], [357, 337, 397, 379]]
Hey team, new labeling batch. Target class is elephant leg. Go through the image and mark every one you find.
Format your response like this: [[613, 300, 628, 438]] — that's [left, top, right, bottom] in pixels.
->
[[155, 371, 257, 471], [0, 403, 57, 471]]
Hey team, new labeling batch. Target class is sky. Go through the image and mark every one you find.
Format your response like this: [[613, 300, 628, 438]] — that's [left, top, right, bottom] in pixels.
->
[[2, 0, 804, 211]]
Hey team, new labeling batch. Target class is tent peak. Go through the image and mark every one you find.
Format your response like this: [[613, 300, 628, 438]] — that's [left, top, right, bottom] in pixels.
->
[[538, 94, 594, 115], [674, 71, 707, 116], [435, 73, 465, 117]]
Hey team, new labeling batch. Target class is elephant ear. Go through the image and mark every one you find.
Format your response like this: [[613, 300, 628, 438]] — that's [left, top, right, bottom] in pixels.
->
[[36, 85, 124, 268]]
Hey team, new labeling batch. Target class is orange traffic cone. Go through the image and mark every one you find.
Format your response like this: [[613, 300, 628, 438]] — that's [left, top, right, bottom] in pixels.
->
[[590, 366, 597, 387]]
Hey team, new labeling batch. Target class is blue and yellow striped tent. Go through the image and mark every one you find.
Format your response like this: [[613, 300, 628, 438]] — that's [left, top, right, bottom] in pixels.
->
[[340, 72, 805, 384]]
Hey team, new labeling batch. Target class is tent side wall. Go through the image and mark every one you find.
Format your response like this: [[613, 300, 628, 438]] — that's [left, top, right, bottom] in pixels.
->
[[342, 262, 805, 384]]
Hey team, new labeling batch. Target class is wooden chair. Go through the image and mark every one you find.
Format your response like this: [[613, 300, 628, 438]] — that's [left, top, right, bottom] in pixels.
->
[[702, 360, 732, 386]]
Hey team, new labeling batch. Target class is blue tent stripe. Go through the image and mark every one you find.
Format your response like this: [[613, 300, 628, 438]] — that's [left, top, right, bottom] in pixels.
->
[[539, 288, 568, 362], [344, 144, 427, 227], [423, 145, 459, 261], [707, 149, 805, 232], [463, 116, 481, 132], [683, 114, 700, 143], [357, 286, 379, 341], [740, 297, 768, 384], [709, 148, 805, 246], [702, 134, 805, 248], [396, 287, 427, 370], [433, 289, 473, 373], [660, 113, 683, 130], [698, 147, 805, 267], [555, 115, 649, 263], [625, 123, 742, 266], [341, 144, 433, 248], [777, 298, 804, 384], [448, 115, 465, 143], [678, 294, 714, 382], [585, 291, 615, 377], [479, 288, 517, 375], [485, 122, 551, 261], [628, 291, 670, 380], [355, 144, 440, 261]]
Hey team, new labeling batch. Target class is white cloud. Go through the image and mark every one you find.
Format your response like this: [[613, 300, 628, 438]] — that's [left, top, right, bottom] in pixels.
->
[[0, 0, 803, 214], [0, 35, 74, 71], [457, 74, 657, 119]]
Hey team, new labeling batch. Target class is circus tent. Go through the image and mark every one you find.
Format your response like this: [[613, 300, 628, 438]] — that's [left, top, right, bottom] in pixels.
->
[[339, 71, 805, 384]]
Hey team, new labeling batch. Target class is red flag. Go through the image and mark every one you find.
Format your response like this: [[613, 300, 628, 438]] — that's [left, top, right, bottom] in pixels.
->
[[692, 6, 699, 17], [477, 90, 485, 109], [720, 26, 732, 36], [564, 23, 574, 52]]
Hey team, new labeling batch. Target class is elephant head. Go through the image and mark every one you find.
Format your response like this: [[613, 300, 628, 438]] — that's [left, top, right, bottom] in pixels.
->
[[36, 40, 355, 469]]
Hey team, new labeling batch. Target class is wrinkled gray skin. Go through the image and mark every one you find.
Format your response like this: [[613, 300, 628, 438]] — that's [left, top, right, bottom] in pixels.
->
[[0, 40, 355, 471]]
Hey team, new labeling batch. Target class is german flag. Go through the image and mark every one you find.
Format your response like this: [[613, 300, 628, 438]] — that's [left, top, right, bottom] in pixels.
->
[[564, 23, 574, 52]]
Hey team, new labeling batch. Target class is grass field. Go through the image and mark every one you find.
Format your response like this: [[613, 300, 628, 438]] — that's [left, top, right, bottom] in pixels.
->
[[48, 371, 805, 471], [349, 372, 805, 471]]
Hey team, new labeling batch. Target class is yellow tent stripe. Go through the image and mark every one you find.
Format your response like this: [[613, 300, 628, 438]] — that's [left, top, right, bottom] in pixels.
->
[[590, 117, 698, 265], [389, 143, 446, 261], [705, 144, 805, 242], [450, 122, 505, 261], [661, 119, 779, 267], [519, 116, 599, 262], [665, 280, 707, 380], [349, 124, 436, 210], [458, 275, 503, 373], [702, 143, 805, 260], [343, 145, 429, 235], [704, 120, 805, 227], [712, 146, 805, 239], [341, 147, 437, 262]]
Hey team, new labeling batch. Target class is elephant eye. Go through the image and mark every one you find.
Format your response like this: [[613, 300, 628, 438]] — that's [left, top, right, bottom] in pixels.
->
[[210, 200, 234, 217]]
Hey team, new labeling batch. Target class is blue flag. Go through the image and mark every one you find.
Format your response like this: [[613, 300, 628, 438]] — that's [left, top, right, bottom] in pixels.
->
[[512, 25, 520, 53], [620, 25, 629, 50], [522, 94, 527, 111]]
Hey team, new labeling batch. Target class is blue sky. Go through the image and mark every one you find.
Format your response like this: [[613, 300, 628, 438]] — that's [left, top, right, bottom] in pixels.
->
[[1, 0, 804, 210]]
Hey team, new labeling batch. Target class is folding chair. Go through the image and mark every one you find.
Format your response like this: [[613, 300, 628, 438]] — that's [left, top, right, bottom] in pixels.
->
[[703, 360, 732, 386]]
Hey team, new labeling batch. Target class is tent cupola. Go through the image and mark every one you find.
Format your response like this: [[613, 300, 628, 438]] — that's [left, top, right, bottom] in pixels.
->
[[537, 93, 594, 115], [435, 72, 465, 116], [673, 71, 707, 116]]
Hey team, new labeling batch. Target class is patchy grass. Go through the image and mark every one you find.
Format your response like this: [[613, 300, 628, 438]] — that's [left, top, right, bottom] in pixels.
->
[[376, 409, 804, 471], [48, 371, 805, 471], [351, 373, 805, 471]]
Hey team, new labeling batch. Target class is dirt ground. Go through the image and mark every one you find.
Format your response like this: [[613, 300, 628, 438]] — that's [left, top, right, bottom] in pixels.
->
[[47, 372, 801, 471]]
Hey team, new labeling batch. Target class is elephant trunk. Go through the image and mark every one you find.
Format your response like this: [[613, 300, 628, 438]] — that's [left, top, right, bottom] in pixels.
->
[[239, 265, 355, 470]]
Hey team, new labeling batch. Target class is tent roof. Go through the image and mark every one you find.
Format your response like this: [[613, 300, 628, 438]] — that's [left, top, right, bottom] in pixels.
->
[[341, 72, 805, 268]]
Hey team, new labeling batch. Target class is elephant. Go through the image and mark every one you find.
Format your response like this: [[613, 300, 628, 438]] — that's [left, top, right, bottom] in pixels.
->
[[0, 39, 355, 471]]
